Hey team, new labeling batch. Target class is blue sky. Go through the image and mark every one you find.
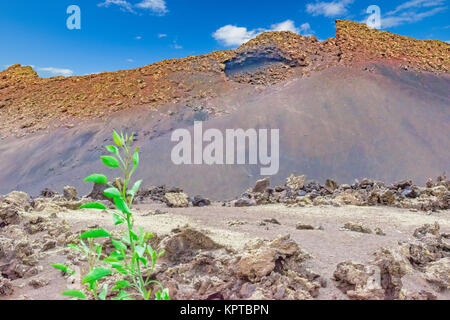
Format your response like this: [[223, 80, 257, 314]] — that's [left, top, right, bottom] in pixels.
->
[[0, 0, 448, 77]]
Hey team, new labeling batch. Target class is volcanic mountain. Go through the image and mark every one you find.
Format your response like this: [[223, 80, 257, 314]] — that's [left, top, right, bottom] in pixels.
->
[[0, 20, 449, 199]]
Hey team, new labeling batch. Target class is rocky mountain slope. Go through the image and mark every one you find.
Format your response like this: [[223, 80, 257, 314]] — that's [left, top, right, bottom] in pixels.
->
[[1, 20, 448, 138], [0, 20, 449, 199]]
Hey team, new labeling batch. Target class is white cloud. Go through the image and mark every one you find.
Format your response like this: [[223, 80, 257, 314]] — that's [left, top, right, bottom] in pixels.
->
[[306, 0, 354, 17], [380, 0, 447, 28], [135, 36, 142, 40], [37, 67, 74, 77], [98, 0, 135, 13], [299, 23, 315, 36], [213, 25, 261, 47], [126, 58, 134, 62], [213, 20, 313, 47], [158, 33, 168, 38], [136, 0, 168, 14], [172, 40, 182, 49], [271, 20, 300, 33], [382, 7, 447, 27], [386, 0, 446, 15], [98, 0, 168, 15]]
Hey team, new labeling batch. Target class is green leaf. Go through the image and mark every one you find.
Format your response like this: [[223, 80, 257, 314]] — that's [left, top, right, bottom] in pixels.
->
[[138, 256, 148, 267], [121, 235, 130, 246], [111, 263, 128, 275], [62, 290, 86, 300], [132, 148, 140, 169], [79, 240, 90, 256], [52, 264, 68, 272], [138, 226, 145, 244], [67, 244, 81, 251], [95, 243, 103, 260], [112, 240, 127, 252], [130, 230, 139, 241], [101, 156, 120, 168], [155, 289, 171, 300], [104, 187, 121, 199], [162, 288, 171, 300], [113, 290, 134, 301], [105, 145, 119, 155], [99, 284, 109, 300], [52, 264, 75, 275], [79, 202, 108, 210], [113, 251, 125, 260], [80, 229, 111, 239], [112, 213, 125, 226], [104, 250, 124, 262], [112, 280, 131, 291], [135, 245, 146, 258], [114, 197, 131, 214], [128, 180, 143, 197], [144, 232, 154, 242], [113, 130, 123, 147], [82, 267, 112, 286], [84, 174, 108, 184]]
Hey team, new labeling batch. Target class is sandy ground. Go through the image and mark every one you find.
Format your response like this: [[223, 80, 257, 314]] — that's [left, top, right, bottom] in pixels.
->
[[4, 203, 448, 300]]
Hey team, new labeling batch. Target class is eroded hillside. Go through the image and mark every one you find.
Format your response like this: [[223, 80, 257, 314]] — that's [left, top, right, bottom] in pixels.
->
[[0, 20, 448, 137]]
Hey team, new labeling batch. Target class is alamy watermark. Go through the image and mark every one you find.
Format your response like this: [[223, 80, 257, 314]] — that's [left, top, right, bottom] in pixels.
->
[[67, 5, 81, 30], [366, 5, 381, 29], [171, 121, 280, 176]]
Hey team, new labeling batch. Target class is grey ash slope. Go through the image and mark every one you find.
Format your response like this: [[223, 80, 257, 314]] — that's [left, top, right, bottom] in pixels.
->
[[0, 63, 449, 199]]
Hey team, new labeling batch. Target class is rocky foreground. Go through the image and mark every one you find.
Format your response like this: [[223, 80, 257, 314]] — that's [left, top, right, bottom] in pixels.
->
[[0, 174, 449, 300]]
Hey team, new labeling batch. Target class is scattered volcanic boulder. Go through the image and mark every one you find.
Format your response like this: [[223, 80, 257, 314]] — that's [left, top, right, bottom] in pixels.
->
[[226, 174, 450, 213], [414, 222, 441, 239], [253, 178, 270, 194], [40, 189, 57, 198], [0, 276, 14, 296], [424, 258, 450, 290], [63, 186, 78, 201], [192, 196, 211, 207], [342, 222, 373, 234], [153, 231, 324, 300], [296, 222, 323, 231], [157, 227, 222, 263], [164, 193, 189, 208], [28, 278, 50, 289], [334, 223, 450, 300], [285, 175, 306, 192], [333, 261, 384, 300], [0, 192, 31, 227], [87, 183, 109, 201], [234, 198, 257, 207], [324, 179, 339, 193]]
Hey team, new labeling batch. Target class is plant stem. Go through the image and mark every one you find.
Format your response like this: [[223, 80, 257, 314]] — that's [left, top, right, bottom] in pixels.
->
[[126, 213, 146, 298]]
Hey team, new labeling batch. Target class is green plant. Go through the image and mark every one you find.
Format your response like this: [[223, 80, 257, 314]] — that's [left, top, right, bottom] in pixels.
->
[[53, 131, 170, 301]]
